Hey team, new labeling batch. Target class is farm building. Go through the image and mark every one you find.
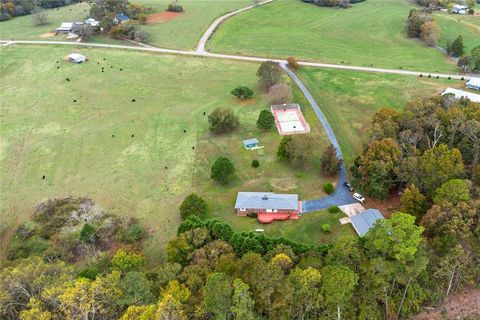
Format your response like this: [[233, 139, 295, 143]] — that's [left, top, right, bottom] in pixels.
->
[[56, 22, 74, 33], [466, 77, 480, 91], [234, 192, 301, 224], [242, 138, 262, 150], [442, 87, 480, 103], [452, 4, 468, 14], [113, 13, 129, 24], [68, 53, 87, 63], [350, 209, 384, 237], [85, 18, 100, 27]]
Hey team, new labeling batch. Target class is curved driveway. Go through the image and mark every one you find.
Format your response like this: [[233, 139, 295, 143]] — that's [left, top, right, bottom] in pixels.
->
[[281, 64, 355, 212]]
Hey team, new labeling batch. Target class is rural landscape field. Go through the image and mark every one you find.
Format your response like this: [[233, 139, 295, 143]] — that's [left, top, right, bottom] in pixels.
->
[[1, 0, 479, 319]]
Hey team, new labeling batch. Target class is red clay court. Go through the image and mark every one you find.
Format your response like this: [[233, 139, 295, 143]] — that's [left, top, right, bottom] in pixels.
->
[[271, 103, 310, 135]]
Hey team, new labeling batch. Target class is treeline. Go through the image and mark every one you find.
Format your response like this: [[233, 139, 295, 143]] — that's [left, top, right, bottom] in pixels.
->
[[301, 0, 366, 9], [0, 0, 80, 21], [414, 0, 479, 9]]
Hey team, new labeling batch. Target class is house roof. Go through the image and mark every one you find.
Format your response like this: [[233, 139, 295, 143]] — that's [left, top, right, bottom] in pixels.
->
[[350, 209, 384, 237], [115, 13, 129, 22], [243, 138, 259, 146], [234, 192, 298, 210], [442, 87, 480, 103], [56, 22, 73, 30]]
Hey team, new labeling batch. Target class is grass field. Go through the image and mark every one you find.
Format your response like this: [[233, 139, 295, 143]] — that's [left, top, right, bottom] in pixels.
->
[[207, 0, 459, 73], [296, 67, 454, 168], [0, 45, 336, 262], [0, 0, 251, 50], [434, 12, 480, 55]]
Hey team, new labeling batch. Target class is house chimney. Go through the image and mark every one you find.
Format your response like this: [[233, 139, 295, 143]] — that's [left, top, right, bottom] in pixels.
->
[[262, 195, 268, 200]]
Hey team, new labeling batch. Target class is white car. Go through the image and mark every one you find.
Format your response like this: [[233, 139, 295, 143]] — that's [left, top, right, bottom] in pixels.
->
[[353, 193, 366, 203]]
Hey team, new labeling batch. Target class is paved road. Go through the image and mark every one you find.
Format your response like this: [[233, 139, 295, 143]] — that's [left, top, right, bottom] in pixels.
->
[[0, 40, 471, 80], [196, 0, 275, 54], [281, 64, 356, 212]]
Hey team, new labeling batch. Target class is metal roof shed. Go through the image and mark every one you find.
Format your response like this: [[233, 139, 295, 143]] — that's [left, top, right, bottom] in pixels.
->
[[350, 209, 384, 237]]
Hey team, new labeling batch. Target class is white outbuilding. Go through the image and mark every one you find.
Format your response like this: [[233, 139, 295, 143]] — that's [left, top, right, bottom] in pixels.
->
[[466, 77, 480, 91], [442, 87, 480, 103], [67, 53, 87, 63]]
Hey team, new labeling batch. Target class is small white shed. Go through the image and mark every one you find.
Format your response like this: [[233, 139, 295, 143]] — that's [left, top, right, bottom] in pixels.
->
[[68, 53, 87, 63]]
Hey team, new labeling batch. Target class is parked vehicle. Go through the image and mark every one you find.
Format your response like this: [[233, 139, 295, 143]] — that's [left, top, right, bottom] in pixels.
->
[[353, 193, 366, 203], [343, 182, 354, 192]]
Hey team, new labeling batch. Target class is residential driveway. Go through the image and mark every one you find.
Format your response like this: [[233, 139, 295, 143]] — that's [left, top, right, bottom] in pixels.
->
[[280, 64, 356, 213]]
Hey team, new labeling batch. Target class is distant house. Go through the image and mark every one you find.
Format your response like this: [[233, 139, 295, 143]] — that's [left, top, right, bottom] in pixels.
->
[[242, 138, 262, 150], [452, 4, 468, 14], [466, 77, 480, 91], [442, 87, 480, 103], [113, 13, 129, 24], [234, 192, 301, 224], [68, 53, 87, 63], [85, 18, 100, 27], [350, 209, 384, 237], [56, 22, 74, 33]]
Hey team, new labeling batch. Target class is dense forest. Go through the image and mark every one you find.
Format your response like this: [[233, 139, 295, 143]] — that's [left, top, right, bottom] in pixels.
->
[[0, 0, 81, 21], [1, 93, 479, 319]]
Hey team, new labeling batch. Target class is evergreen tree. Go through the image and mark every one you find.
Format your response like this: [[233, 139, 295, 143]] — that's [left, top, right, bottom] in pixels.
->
[[451, 35, 465, 57], [211, 156, 235, 184], [256, 110, 275, 130]]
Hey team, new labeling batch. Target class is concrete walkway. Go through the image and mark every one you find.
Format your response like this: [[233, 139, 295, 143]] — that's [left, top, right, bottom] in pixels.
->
[[280, 64, 356, 212]]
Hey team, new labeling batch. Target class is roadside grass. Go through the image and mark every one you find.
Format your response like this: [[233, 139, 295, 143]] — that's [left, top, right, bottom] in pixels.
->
[[434, 12, 480, 54], [296, 67, 454, 169], [207, 0, 458, 73], [0, 46, 270, 263]]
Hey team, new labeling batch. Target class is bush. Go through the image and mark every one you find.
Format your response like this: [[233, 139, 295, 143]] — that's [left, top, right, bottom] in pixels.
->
[[328, 206, 340, 214], [287, 57, 300, 70], [80, 223, 98, 244], [246, 211, 258, 218], [321, 224, 332, 233], [116, 221, 146, 243], [231, 86, 253, 100], [256, 109, 275, 130], [167, 4, 184, 12], [132, 30, 149, 42], [323, 182, 335, 195], [179, 193, 208, 219], [32, 7, 48, 26], [211, 156, 235, 184], [208, 108, 240, 134], [251, 160, 260, 168]]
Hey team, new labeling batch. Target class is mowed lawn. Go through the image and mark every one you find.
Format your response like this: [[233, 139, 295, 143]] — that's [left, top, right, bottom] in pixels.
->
[[0, 46, 274, 262], [296, 67, 453, 168], [208, 0, 459, 73]]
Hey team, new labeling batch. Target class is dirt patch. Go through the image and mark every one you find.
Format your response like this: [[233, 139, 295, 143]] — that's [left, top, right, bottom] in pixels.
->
[[415, 289, 480, 320], [366, 189, 401, 218], [146, 11, 183, 24], [39, 32, 55, 38]]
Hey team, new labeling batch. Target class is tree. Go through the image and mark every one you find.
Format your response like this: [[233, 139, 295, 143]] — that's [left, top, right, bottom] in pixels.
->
[[32, 7, 48, 26], [406, 9, 431, 38], [111, 249, 146, 272], [231, 86, 253, 99], [120, 305, 156, 320], [420, 21, 440, 46], [277, 135, 315, 168], [118, 272, 155, 307], [156, 294, 187, 320], [355, 138, 401, 199], [179, 193, 207, 220], [450, 35, 465, 57], [470, 45, 480, 72], [287, 56, 300, 70], [208, 108, 240, 134], [400, 184, 428, 220], [160, 280, 191, 303], [270, 253, 293, 273], [417, 144, 464, 196], [256, 109, 275, 130], [321, 144, 342, 175], [287, 267, 323, 319], [203, 273, 232, 319], [210, 156, 235, 184], [231, 278, 256, 320], [370, 108, 401, 141], [267, 83, 293, 105], [79, 223, 97, 244], [72, 24, 94, 41], [325, 235, 363, 272], [257, 61, 282, 91], [321, 265, 358, 320], [433, 179, 470, 206]]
